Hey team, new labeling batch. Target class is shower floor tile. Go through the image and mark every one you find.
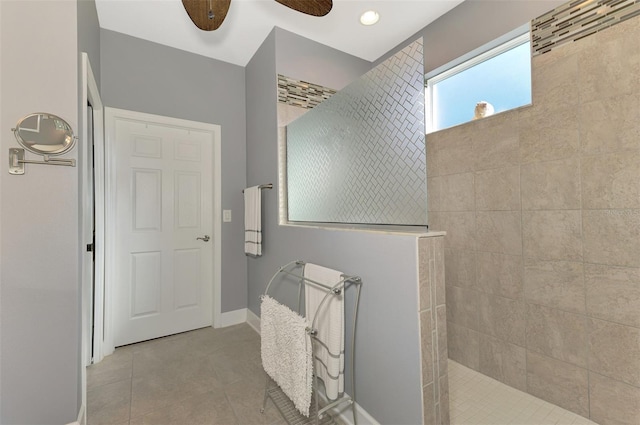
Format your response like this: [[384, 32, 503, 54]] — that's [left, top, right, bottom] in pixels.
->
[[448, 360, 598, 425]]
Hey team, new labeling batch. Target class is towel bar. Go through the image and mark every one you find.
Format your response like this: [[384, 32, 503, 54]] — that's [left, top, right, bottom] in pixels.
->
[[260, 260, 363, 425], [242, 183, 273, 193]]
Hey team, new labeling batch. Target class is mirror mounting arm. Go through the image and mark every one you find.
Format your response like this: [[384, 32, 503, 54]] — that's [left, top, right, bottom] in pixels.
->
[[8, 147, 76, 175]]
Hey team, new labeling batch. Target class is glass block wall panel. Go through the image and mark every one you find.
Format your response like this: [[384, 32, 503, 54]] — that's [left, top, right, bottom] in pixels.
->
[[287, 38, 426, 225]]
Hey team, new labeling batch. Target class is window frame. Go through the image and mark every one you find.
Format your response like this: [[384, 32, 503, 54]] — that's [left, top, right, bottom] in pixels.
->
[[425, 31, 532, 133]]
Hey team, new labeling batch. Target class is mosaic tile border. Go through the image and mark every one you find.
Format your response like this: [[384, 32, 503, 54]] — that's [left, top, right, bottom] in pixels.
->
[[532, 0, 640, 56], [277, 74, 337, 109]]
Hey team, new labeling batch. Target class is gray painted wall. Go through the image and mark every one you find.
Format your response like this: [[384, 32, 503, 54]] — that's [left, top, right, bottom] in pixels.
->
[[78, 0, 101, 85], [275, 27, 372, 91], [374, 0, 566, 73], [0, 2, 3, 419], [1, 1, 80, 423], [100, 29, 248, 313], [245, 30, 277, 195], [246, 30, 424, 424]]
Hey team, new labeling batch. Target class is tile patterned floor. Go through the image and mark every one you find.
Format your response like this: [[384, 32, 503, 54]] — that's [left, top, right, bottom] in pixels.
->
[[88, 324, 600, 425], [448, 360, 599, 425], [87, 324, 286, 425]]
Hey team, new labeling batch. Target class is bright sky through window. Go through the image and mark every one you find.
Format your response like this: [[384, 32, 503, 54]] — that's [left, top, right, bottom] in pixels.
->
[[427, 37, 532, 132]]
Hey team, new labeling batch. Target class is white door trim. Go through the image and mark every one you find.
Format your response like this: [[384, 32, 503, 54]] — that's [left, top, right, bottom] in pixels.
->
[[104, 107, 222, 355], [80, 52, 104, 425]]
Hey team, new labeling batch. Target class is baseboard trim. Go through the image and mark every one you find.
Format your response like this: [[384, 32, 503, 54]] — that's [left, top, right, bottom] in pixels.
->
[[247, 308, 261, 334], [217, 308, 247, 328], [65, 403, 85, 425], [243, 310, 378, 425], [316, 392, 380, 425]]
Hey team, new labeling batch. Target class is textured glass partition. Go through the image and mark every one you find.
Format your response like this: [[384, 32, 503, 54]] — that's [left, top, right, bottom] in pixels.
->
[[287, 39, 427, 225]]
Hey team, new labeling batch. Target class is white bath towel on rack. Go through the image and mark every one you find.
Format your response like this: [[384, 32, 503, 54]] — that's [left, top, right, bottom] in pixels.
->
[[244, 185, 262, 256], [260, 295, 313, 417], [304, 263, 344, 401]]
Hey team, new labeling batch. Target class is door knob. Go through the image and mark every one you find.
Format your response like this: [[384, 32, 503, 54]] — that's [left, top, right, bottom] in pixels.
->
[[196, 235, 210, 242]]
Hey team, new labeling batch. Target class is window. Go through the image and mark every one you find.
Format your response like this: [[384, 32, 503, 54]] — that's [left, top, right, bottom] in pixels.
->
[[426, 32, 532, 132]]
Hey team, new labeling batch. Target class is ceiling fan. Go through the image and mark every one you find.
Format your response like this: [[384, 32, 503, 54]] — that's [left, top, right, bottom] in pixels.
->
[[182, 0, 333, 31]]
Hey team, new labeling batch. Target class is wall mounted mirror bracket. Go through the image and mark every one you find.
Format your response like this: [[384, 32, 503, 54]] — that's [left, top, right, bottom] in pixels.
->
[[8, 147, 76, 175], [9, 113, 77, 175]]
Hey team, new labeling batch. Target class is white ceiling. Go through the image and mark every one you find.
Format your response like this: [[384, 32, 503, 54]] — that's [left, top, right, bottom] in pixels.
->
[[96, 0, 465, 67]]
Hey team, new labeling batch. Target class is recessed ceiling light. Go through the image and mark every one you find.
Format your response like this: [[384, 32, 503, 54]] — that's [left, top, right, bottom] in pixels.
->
[[360, 10, 380, 26]]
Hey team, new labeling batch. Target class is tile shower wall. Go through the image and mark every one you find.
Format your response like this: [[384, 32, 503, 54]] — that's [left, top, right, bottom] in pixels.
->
[[427, 16, 640, 425], [417, 235, 449, 425], [286, 39, 426, 225]]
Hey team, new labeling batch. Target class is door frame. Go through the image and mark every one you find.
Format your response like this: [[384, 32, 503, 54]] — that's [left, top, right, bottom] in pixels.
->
[[80, 52, 104, 424], [103, 107, 222, 356]]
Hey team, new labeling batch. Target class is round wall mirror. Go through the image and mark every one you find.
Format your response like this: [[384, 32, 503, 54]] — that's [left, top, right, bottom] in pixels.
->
[[13, 113, 75, 156]]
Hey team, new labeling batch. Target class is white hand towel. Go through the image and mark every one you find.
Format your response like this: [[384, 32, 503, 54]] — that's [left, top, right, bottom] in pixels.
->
[[304, 263, 345, 401], [261, 295, 313, 417], [244, 186, 262, 256]]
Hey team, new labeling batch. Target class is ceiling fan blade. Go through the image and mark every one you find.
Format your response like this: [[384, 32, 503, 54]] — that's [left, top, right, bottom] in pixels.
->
[[182, 0, 231, 31], [275, 0, 332, 17]]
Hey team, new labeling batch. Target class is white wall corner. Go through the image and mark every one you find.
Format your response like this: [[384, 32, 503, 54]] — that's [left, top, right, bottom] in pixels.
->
[[217, 308, 248, 328], [246, 308, 261, 334]]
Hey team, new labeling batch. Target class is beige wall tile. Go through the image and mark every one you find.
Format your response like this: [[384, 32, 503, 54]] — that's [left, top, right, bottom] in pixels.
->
[[583, 209, 640, 267], [439, 374, 450, 425], [589, 372, 640, 425], [479, 293, 526, 346], [522, 210, 583, 262], [520, 107, 580, 163], [441, 212, 476, 251], [436, 306, 448, 378], [436, 129, 475, 176], [582, 151, 640, 210], [434, 237, 445, 307], [426, 137, 440, 177], [521, 157, 581, 210], [472, 120, 520, 172], [427, 176, 442, 212], [428, 211, 445, 233], [580, 92, 640, 155], [476, 211, 522, 255], [585, 264, 640, 328], [525, 303, 588, 368], [588, 318, 640, 387], [475, 166, 520, 211], [447, 322, 479, 371], [445, 249, 476, 290], [418, 237, 432, 312], [476, 252, 523, 300], [531, 34, 593, 69], [524, 260, 585, 314], [578, 31, 640, 103], [479, 335, 527, 391], [531, 52, 579, 111], [422, 382, 435, 425], [446, 285, 478, 331], [526, 351, 589, 417], [421, 311, 434, 386], [440, 172, 474, 212], [590, 11, 640, 44]]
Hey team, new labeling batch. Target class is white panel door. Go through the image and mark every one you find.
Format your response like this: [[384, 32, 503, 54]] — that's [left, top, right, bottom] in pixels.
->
[[113, 117, 214, 347]]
